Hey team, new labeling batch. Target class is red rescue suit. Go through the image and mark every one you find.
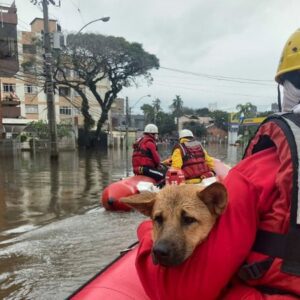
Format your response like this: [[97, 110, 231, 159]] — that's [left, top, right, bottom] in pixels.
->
[[135, 114, 300, 300], [174, 140, 212, 179], [132, 135, 161, 175]]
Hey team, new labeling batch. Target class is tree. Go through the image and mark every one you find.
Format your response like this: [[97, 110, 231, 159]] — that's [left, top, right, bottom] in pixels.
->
[[141, 103, 155, 123], [170, 95, 183, 131], [183, 121, 207, 138], [182, 106, 196, 115], [195, 107, 210, 116], [235, 102, 257, 120], [156, 112, 176, 136], [256, 111, 273, 117], [209, 110, 229, 131], [53, 33, 159, 138], [153, 98, 162, 124]]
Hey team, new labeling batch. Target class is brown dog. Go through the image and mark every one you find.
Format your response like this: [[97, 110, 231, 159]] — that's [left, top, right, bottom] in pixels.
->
[[121, 182, 227, 267]]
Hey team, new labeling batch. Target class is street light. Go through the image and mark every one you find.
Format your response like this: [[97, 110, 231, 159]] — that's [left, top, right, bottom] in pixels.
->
[[130, 94, 151, 113], [77, 17, 110, 34]]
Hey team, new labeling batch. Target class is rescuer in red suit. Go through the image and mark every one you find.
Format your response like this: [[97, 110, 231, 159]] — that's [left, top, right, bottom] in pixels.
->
[[134, 29, 300, 300], [132, 124, 166, 182]]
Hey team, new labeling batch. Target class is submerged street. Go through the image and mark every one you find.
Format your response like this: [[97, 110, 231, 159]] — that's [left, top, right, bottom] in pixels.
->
[[0, 144, 243, 299]]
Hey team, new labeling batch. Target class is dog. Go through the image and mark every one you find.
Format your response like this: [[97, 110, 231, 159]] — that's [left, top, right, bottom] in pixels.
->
[[121, 182, 227, 267]]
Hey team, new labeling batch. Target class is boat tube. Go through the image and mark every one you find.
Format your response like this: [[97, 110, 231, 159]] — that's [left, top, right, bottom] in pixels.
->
[[101, 175, 156, 211], [101, 159, 230, 212], [69, 242, 149, 300]]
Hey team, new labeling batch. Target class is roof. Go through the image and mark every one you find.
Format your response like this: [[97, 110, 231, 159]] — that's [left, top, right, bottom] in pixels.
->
[[30, 17, 57, 25]]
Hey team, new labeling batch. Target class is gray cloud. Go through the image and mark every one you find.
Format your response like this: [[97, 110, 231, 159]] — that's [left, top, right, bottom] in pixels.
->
[[11, 0, 300, 111]]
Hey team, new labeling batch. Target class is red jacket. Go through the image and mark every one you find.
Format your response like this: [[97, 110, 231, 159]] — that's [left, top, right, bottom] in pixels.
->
[[135, 147, 300, 300], [132, 135, 161, 174]]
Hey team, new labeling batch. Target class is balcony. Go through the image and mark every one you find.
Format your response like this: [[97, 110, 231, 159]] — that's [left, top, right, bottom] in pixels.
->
[[1, 99, 20, 106], [0, 98, 21, 118]]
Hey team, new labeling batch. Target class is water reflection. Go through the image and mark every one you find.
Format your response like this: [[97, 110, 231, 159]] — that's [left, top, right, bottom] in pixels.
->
[[0, 144, 243, 299]]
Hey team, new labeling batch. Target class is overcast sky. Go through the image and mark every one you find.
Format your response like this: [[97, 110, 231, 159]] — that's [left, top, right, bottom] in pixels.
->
[[7, 0, 300, 112]]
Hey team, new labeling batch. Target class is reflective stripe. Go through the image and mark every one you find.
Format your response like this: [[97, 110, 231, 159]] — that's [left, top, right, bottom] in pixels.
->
[[283, 117, 300, 224], [148, 169, 164, 176]]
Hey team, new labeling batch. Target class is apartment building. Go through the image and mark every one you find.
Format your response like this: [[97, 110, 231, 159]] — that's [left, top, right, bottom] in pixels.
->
[[0, 3, 111, 138]]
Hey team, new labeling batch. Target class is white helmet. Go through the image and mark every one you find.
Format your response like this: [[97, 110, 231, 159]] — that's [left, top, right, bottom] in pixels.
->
[[144, 124, 158, 134], [179, 129, 194, 139]]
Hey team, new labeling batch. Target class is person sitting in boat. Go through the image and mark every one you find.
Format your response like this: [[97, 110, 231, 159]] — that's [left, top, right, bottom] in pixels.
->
[[170, 129, 215, 184], [132, 124, 166, 182], [134, 29, 300, 300]]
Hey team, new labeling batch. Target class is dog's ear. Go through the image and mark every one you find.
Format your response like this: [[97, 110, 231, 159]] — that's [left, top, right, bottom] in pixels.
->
[[121, 192, 156, 216], [197, 182, 228, 216]]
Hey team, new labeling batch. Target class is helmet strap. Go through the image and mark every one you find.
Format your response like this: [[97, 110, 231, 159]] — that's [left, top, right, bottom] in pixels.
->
[[277, 84, 282, 112]]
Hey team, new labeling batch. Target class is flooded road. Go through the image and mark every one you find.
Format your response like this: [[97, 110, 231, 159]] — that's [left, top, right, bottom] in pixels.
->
[[0, 144, 243, 299]]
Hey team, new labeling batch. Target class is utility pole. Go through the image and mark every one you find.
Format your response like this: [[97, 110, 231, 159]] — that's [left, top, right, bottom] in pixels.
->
[[125, 96, 129, 150], [0, 79, 2, 139], [42, 0, 58, 158]]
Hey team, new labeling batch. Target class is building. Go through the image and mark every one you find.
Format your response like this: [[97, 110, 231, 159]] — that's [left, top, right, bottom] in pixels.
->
[[0, 2, 18, 77], [206, 124, 227, 143], [178, 115, 213, 131], [0, 3, 111, 139]]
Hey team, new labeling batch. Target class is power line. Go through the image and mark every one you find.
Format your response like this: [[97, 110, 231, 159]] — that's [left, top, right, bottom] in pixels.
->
[[160, 66, 274, 85], [154, 82, 274, 100]]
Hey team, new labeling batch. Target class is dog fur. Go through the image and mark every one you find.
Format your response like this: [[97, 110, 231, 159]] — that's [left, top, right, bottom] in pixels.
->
[[121, 182, 227, 266]]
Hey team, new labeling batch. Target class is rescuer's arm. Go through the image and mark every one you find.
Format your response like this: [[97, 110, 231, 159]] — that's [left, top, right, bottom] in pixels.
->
[[147, 142, 161, 166], [135, 147, 280, 300], [203, 149, 215, 170], [171, 148, 183, 169]]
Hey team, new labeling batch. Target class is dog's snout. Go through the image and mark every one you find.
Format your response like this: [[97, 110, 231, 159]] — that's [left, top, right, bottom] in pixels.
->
[[152, 240, 177, 266], [153, 242, 169, 259]]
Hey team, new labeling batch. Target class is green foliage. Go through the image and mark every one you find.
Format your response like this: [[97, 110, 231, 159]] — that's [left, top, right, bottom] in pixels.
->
[[156, 112, 176, 135], [153, 98, 162, 117], [182, 106, 196, 115], [235, 102, 257, 119], [195, 107, 210, 116], [209, 110, 229, 131], [256, 111, 273, 117], [170, 95, 183, 117], [20, 134, 27, 142], [25, 120, 71, 139], [141, 103, 155, 123], [183, 121, 207, 138], [41, 33, 158, 138]]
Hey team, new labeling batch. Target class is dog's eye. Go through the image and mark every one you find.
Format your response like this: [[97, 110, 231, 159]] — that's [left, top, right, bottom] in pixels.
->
[[154, 215, 163, 225], [182, 216, 197, 226]]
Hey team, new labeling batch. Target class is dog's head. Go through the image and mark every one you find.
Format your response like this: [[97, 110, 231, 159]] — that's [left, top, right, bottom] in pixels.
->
[[121, 182, 227, 267]]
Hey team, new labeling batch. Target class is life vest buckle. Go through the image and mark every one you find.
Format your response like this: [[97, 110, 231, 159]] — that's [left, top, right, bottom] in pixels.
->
[[237, 258, 274, 281]]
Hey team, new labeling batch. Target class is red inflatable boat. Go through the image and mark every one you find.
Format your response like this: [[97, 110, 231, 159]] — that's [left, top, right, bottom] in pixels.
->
[[69, 242, 149, 300], [101, 159, 230, 212], [101, 175, 156, 211]]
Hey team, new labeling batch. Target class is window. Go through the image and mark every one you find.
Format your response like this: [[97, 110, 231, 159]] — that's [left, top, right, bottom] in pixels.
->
[[25, 105, 38, 114], [22, 44, 37, 54], [3, 83, 16, 92], [24, 84, 37, 94], [59, 86, 70, 97], [60, 106, 72, 115], [0, 37, 17, 58]]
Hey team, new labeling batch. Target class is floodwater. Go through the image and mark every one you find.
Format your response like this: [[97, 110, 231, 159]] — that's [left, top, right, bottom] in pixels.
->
[[0, 143, 244, 300]]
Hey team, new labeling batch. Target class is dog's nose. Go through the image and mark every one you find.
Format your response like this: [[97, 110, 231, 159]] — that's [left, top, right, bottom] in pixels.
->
[[152, 242, 170, 264]]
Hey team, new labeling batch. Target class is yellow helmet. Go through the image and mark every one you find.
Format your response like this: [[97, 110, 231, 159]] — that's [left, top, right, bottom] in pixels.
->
[[275, 28, 300, 83]]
